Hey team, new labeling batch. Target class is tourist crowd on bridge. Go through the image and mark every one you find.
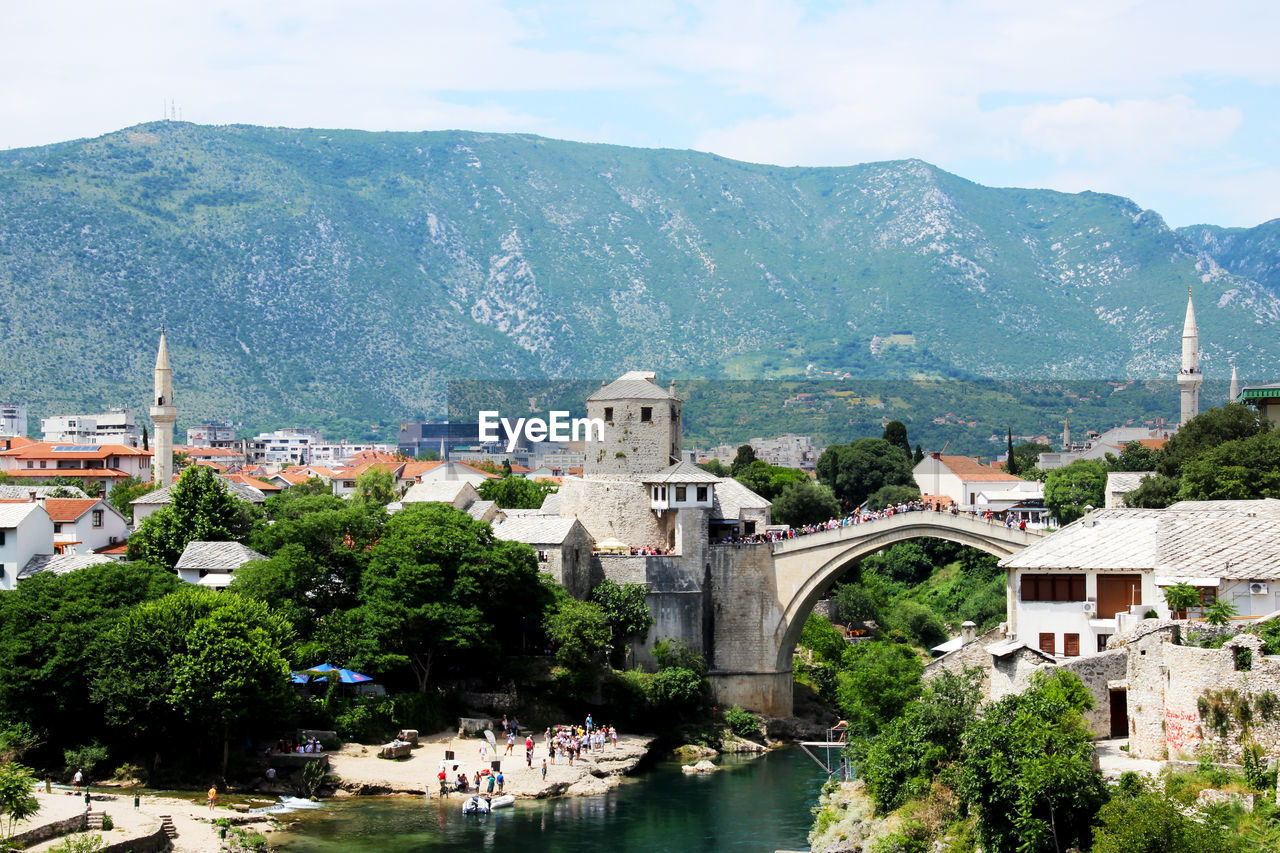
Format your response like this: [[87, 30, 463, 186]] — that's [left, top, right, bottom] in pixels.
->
[[712, 499, 1034, 546]]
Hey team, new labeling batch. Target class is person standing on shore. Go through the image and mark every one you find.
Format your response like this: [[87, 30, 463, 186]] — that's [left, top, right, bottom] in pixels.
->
[[496, 770, 504, 793], [506, 730, 515, 755], [541, 758, 547, 781], [207, 785, 217, 811], [72, 769, 84, 794]]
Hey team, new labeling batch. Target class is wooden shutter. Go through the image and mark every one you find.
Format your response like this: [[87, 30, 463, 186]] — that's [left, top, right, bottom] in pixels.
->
[[1039, 633, 1055, 656], [1097, 574, 1143, 619], [1064, 633, 1080, 657]]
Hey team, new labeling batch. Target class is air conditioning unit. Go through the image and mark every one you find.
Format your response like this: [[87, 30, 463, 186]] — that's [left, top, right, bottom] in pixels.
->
[[1082, 600, 1096, 614], [1250, 582, 1269, 595]]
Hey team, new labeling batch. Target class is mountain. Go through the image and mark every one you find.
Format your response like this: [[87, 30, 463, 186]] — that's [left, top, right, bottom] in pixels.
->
[[1, 122, 1277, 439]]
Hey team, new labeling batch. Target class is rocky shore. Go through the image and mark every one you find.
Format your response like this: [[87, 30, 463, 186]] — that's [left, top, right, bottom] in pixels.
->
[[324, 729, 657, 799]]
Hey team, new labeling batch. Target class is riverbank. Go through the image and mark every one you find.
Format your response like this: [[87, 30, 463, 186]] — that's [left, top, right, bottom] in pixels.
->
[[325, 729, 657, 799]]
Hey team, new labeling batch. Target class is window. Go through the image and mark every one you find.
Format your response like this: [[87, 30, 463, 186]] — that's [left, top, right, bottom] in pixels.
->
[[92, 510, 103, 528], [0, 530, 6, 546], [54, 523, 64, 533], [40, 461, 47, 469], [1064, 633, 1080, 657], [1039, 633, 1055, 656], [1020, 574, 1086, 602], [675, 486, 687, 502], [603, 407, 613, 422], [537, 550, 550, 563], [696, 486, 708, 502], [1097, 634, 1111, 653], [671, 405, 678, 421], [640, 407, 652, 422]]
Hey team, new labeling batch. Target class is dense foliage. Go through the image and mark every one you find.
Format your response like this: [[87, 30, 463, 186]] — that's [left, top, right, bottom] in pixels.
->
[[477, 476, 559, 509], [816, 437, 917, 510], [126, 466, 258, 567]]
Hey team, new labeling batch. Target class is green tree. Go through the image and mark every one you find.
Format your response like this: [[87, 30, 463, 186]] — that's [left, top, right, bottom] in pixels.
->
[[1043, 458, 1108, 524], [1106, 440, 1163, 473], [882, 421, 911, 458], [649, 639, 709, 714], [698, 459, 731, 477], [834, 575, 892, 625], [889, 600, 947, 648], [589, 579, 654, 666], [544, 595, 611, 670], [0, 762, 39, 841], [477, 476, 558, 509], [92, 587, 295, 777], [730, 444, 758, 476], [913, 443, 924, 464], [1159, 403, 1266, 477], [126, 466, 257, 568], [835, 640, 923, 736], [1178, 431, 1280, 501], [141, 425, 149, 451], [816, 438, 915, 511], [799, 613, 847, 664], [1162, 582, 1200, 618], [0, 562, 180, 746], [169, 594, 297, 776], [1011, 442, 1054, 475], [106, 475, 155, 520], [1092, 789, 1234, 853], [859, 667, 984, 813], [351, 466, 397, 506], [959, 669, 1106, 853], [1124, 473, 1181, 508], [866, 483, 921, 511], [771, 479, 841, 527], [358, 503, 550, 691], [879, 541, 933, 586], [1204, 598, 1239, 627], [733, 460, 810, 501]]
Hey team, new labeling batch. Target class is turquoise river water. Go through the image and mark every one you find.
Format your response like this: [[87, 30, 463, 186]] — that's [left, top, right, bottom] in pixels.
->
[[273, 747, 827, 852]]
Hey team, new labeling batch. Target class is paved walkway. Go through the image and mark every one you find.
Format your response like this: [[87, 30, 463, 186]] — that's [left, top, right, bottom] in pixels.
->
[[1095, 737, 1165, 779]]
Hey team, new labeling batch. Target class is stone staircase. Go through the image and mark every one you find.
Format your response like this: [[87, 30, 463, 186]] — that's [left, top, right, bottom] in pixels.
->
[[85, 810, 106, 830], [157, 814, 178, 839]]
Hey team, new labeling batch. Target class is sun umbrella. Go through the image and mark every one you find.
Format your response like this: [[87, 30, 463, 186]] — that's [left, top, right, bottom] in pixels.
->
[[295, 663, 373, 684]]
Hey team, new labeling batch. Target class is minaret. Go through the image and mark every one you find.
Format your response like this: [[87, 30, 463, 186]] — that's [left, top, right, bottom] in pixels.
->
[[150, 329, 176, 485], [1229, 365, 1240, 403], [1177, 287, 1202, 427]]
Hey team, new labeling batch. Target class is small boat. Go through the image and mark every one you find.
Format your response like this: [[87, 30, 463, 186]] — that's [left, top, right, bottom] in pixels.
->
[[488, 794, 515, 809], [461, 796, 490, 815]]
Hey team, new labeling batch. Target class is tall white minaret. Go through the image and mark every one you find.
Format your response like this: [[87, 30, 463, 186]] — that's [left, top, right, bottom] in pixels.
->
[[1229, 365, 1240, 403], [150, 329, 177, 485], [1177, 287, 1202, 427]]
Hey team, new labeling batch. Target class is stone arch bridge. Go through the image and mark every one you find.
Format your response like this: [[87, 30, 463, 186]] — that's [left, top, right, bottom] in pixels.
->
[[699, 512, 1046, 716]]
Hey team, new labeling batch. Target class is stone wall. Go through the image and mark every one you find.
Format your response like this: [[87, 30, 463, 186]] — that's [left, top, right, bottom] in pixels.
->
[[8, 811, 86, 848], [990, 647, 1056, 703], [558, 478, 667, 548], [1128, 628, 1280, 762], [1057, 648, 1128, 736]]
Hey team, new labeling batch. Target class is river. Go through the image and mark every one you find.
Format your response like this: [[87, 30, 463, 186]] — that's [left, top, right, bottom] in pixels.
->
[[273, 747, 827, 852]]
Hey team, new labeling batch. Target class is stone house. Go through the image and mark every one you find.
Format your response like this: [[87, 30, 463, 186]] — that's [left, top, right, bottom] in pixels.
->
[[490, 515, 595, 597], [175, 540, 266, 589]]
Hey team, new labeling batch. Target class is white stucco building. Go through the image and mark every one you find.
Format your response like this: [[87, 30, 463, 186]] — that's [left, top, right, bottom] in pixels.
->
[[913, 453, 1042, 516], [1000, 499, 1280, 659], [0, 502, 53, 591]]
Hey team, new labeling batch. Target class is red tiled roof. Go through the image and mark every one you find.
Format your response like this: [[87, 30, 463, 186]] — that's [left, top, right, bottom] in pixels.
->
[[457, 461, 501, 479], [194, 461, 228, 472], [1, 436, 37, 451], [44, 498, 101, 522], [937, 455, 1023, 483], [176, 446, 242, 457], [509, 462, 533, 473], [1137, 438, 1168, 450], [225, 473, 282, 492], [334, 460, 405, 479], [535, 476, 563, 485], [94, 541, 129, 555], [0, 442, 151, 460], [399, 460, 444, 479], [4, 468, 130, 479]]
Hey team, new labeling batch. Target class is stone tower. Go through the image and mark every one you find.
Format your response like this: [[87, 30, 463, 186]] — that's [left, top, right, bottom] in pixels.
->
[[558, 372, 685, 548], [1177, 288, 1202, 427], [1229, 365, 1240, 403], [150, 330, 176, 485]]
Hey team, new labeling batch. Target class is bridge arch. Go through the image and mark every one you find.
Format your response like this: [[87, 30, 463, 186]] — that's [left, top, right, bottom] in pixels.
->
[[767, 515, 1041, 673]]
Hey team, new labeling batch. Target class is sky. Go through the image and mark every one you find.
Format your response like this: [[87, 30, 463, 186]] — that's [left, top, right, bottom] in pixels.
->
[[2, 0, 1278, 228]]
